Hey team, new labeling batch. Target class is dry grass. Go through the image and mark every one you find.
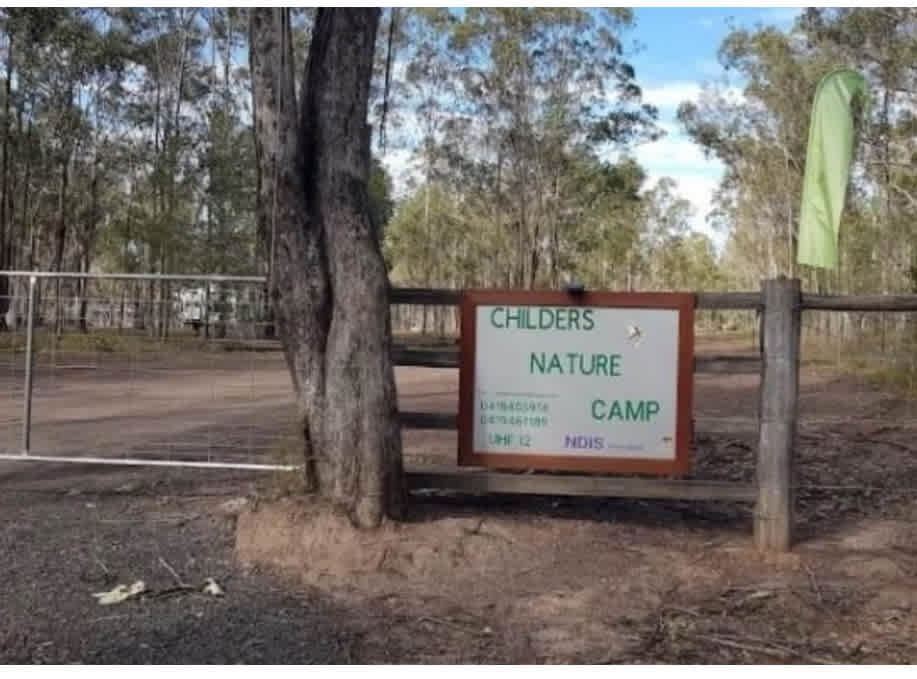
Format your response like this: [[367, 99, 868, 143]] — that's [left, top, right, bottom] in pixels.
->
[[0, 328, 288, 360], [801, 332, 917, 396], [262, 427, 310, 496]]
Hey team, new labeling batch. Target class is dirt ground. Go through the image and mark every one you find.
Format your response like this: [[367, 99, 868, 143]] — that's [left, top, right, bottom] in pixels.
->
[[2, 339, 917, 663]]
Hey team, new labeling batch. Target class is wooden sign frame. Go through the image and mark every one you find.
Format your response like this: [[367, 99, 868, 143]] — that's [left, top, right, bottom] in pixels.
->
[[458, 290, 695, 476]]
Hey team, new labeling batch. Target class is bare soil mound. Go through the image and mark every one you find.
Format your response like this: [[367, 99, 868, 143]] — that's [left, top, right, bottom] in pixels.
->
[[236, 497, 917, 663]]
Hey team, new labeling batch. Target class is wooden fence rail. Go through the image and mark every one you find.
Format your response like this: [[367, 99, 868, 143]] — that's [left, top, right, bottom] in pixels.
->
[[392, 284, 778, 547], [392, 286, 917, 312], [406, 469, 758, 502], [390, 287, 763, 310], [801, 293, 917, 312], [393, 278, 917, 553], [5, 272, 914, 553]]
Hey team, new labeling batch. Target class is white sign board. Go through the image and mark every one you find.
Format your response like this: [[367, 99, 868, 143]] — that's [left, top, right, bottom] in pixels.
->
[[458, 292, 694, 475]]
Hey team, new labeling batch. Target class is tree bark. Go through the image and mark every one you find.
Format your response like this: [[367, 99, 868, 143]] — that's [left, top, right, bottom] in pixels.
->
[[53, 144, 71, 336], [78, 152, 101, 333], [158, 250, 167, 339], [249, 31, 275, 341], [0, 27, 12, 329], [250, 8, 404, 528]]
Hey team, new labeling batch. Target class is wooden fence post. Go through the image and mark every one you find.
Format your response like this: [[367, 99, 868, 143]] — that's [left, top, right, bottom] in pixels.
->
[[755, 276, 801, 552]]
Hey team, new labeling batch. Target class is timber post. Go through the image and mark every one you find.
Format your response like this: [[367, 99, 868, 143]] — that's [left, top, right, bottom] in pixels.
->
[[755, 276, 801, 552]]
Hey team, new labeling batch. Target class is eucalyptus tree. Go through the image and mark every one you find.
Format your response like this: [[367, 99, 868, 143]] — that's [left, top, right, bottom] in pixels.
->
[[250, 9, 403, 527]]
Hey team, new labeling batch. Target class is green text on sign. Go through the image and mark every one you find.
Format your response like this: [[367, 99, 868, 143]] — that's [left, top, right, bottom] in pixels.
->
[[473, 303, 681, 461]]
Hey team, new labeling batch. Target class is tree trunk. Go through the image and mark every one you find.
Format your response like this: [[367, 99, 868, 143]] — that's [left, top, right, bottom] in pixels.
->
[[79, 153, 101, 334], [53, 150, 71, 336], [215, 283, 227, 339], [250, 8, 403, 527], [249, 36, 275, 341], [22, 116, 32, 268], [119, 285, 126, 333], [204, 281, 212, 339], [0, 27, 13, 330], [158, 251, 167, 340], [133, 280, 143, 331], [145, 255, 155, 334], [78, 251, 89, 333], [160, 281, 172, 340]]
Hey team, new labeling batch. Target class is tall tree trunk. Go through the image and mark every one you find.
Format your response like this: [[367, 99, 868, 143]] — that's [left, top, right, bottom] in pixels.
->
[[163, 280, 171, 339], [133, 280, 143, 331], [158, 250, 168, 340], [78, 250, 89, 333], [53, 149, 71, 336], [204, 281, 212, 339], [0, 28, 13, 329], [215, 283, 227, 339], [118, 285, 126, 333], [255, 188, 275, 339], [21, 114, 31, 264], [78, 154, 101, 333], [879, 83, 891, 354], [145, 250, 155, 335], [249, 41, 275, 341], [251, 8, 403, 527]]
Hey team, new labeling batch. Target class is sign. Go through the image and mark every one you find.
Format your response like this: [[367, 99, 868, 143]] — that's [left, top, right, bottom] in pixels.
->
[[458, 291, 694, 475]]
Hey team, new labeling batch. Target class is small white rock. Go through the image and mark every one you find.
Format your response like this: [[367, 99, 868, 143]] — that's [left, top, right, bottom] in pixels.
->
[[202, 577, 225, 597]]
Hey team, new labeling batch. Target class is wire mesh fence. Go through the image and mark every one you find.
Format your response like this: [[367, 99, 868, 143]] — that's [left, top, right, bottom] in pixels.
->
[[2, 273, 916, 520], [0, 284, 25, 453], [0, 272, 299, 470], [0, 280, 769, 475]]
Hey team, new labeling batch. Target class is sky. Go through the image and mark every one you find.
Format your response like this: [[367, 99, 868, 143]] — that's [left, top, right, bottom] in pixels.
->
[[379, 6, 804, 249], [619, 6, 803, 242]]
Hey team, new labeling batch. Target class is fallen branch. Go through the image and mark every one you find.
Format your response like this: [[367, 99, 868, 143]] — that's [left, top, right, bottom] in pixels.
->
[[93, 555, 111, 576], [856, 438, 917, 455], [158, 556, 189, 588], [89, 614, 128, 624], [682, 632, 835, 664], [803, 562, 824, 605], [144, 584, 199, 600], [417, 615, 491, 637]]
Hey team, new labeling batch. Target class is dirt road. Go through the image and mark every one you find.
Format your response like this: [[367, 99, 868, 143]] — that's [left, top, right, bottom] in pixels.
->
[[2, 343, 917, 662]]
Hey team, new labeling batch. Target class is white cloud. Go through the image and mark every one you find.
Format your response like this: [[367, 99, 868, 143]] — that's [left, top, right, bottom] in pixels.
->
[[641, 80, 744, 113], [637, 173, 723, 249], [635, 131, 715, 175], [607, 130, 725, 246], [671, 175, 723, 241], [641, 82, 702, 111], [634, 80, 742, 242], [640, 164, 724, 246], [380, 148, 418, 199], [380, 71, 735, 249], [626, 107, 726, 246]]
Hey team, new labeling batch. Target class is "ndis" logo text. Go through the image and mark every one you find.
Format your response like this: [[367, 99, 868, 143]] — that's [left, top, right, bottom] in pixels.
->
[[563, 435, 604, 451]]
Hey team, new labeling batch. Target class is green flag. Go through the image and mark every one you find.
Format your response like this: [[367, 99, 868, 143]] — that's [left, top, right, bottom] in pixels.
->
[[796, 68, 867, 270]]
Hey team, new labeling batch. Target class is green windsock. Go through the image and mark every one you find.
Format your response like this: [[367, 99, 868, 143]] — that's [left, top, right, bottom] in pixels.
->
[[796, 68, 867, 270]]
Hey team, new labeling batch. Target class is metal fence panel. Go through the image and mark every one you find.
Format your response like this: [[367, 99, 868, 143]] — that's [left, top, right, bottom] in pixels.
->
[[0, 272, 298, 471]]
